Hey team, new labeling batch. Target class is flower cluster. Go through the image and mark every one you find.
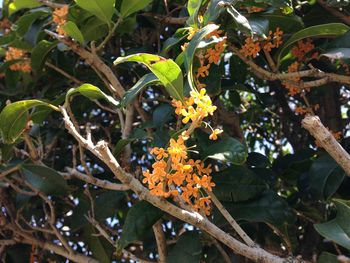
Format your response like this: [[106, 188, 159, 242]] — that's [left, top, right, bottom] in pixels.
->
[[196, 28, 226, 89], [284, 61, 300, 96], [294, 104, 319, 115], [291, 39, 315, 61], [52, 5, 69, 35], [240, 28, 283, 58], [144, 27, 226, 215], [172, 89, 217, 125], [5, 47, 31, 73], [143, 135, 215, 215]]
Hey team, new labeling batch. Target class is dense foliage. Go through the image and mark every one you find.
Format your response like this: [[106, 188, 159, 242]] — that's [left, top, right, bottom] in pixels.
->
[[1, 0, 350, 262]]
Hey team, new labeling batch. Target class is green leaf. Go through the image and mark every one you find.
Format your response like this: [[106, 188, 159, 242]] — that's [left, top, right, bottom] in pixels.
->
[[167, 232, 202, 263], [66, 84, 119, 107], [21, 164, 69, 196], [119, 201, 163, 249], [217, 191, 296, 226], [187, 0, 203, 27], [75, 0, 115, 25], [31, 40, 58, 71], [318, 252, 339, 263], [61, 21, 85, 44], [184, 24, 218, 91], [276, 23, 349, 65], [120, 0, 152, 18], [153, 104, 173, 128], [83, 225, 112, 263], [113, 139, 132, 157], [315, 200, 350, 250], [212, 165, 267, 202], [202, 0, 225, 25], [309, 153, 345, 200], [247, 152, 271, 168], [161, 28, 189, 55], [15, 10, 49, 37], [8, 0, 41, 15], [226, 5, 253, 36], [204, 137, 248, 165], [121, 73, 160, 107], [257, 11, 304, 34], [114, 53, 184, 101], [0, 100, 58, 144], [0, 32, 16, 46], [95, 191, 125, 219], [80, 17, 109, 41]]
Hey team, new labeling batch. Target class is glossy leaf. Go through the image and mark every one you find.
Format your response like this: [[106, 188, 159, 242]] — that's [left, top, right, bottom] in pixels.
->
[[121, 73, 160, 107], [184, 24, 218, 90], [315, 200, 350, 250], [212, 165, 267, 202], [31, 40, 58, 71], [114, 53, 184, 101], [309, 153, 345, 200], [75, 0, 115, 25], [153, 104, 173, 128], [203, 0, 224, 25], [318, 252, 338, 263], [187, 0, 203, 27], [15, 10, 49, 36], [120, 0, 152, 18], [276, 23, 349, 65], [204, 137, 248, 165], [8, 0, 41, 15], [0, 100, 58, 144], [66, 84, 119, 107], [21, 164, 69, 196], [227, 5, 253, 36], [167, 232, 202, 263], [217, 191, 296, 226], [119, 201, 163, 249], [83, 225, 112, 263], [61, 21, 85, 44], [161, 28, 189, 55]]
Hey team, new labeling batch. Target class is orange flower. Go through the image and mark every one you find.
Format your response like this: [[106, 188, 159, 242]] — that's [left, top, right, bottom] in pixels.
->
[[291, 39, 314, 61], [284, 62, 301, 96], [150, 147, 168, 160], [240, 37, 261, 58], [209, 128, 223, 140], [52, 5, 69, 35], [5, 47, 31, 73], [295, 106, 307, 115], [196, 64, 210, 78]]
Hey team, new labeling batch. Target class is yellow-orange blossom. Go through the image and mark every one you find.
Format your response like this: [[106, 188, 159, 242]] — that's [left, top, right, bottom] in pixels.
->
[[143, 89, 219, 215]]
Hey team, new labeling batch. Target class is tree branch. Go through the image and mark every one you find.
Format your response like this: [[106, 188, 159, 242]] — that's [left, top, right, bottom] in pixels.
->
[[153, 220, 167, 263], [302, 115, 350, 176], [317, 0, 350, 26], [60, 105, 301, 263], [64, 167, 130, 191]]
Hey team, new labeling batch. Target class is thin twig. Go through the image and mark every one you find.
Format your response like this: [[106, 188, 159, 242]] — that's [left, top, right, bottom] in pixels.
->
[[317, 0, 350, 26], [23, 133, 40, 162], [45, 62, 82, 85], [64, 167, 130, 191], [205, 189, 255, 247], [153, 220, 167, 263], [0, 165, 20, 179]]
